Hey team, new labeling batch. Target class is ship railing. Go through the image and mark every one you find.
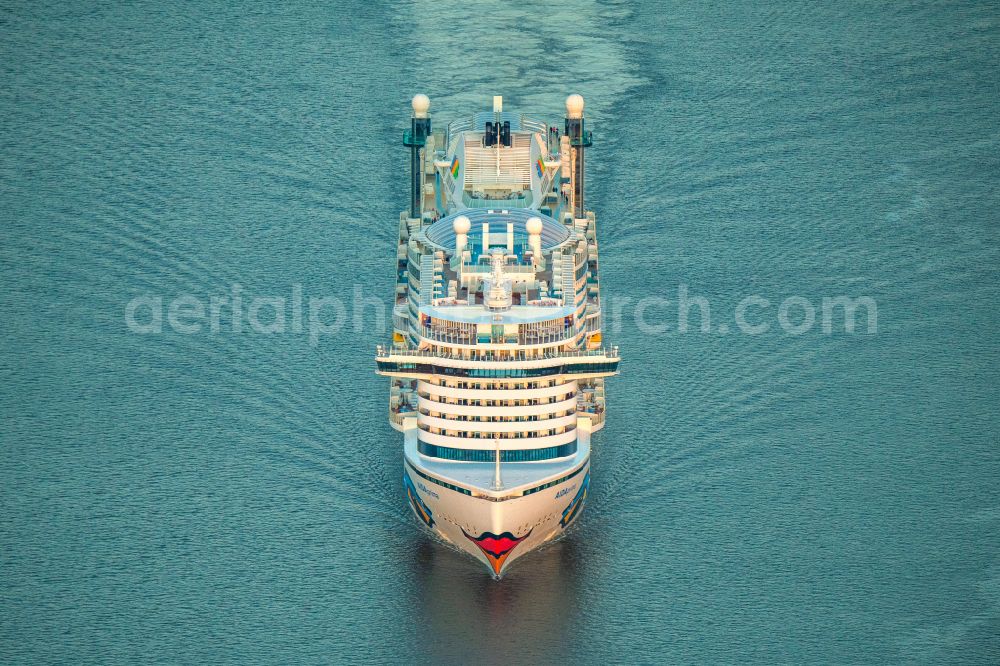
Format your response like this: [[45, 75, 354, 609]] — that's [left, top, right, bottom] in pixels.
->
[[461, 190, 533, 209], [517, 332, 575, 346], [390, 407, 417, 427], [447, 117, 475, 135], [417, 407, 576, 421], [576, 395, 606, 425], [459, 262, 537, 275], [377, 344, 618, 362], [448, 114, 546, 138], [419, 328, 477, 345], [447, 115, 550, 153], [446, 117, 474, 152], [417, 393, 577, 408], [519, 115, 548, 136], [419, 326, 576, 347], [417, 423, 577, 440]]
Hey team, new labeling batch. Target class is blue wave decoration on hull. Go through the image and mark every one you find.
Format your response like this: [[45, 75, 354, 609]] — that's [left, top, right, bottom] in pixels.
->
[[403, 469, 435, 528]]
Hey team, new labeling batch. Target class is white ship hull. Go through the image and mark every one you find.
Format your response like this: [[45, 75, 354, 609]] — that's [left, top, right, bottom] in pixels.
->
[[378, 95, 617, 578], [402, 424, 591, 577]]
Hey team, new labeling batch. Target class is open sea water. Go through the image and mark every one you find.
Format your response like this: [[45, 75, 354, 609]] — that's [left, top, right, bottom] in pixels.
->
[[2, 1, 999, 663]]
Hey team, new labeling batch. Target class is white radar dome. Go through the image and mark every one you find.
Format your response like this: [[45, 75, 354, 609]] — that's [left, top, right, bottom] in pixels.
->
[[453, 215, 471, 234], [411, 94, 430, 117], [526, 216, 544, 235], [565, 93, 585, 119]]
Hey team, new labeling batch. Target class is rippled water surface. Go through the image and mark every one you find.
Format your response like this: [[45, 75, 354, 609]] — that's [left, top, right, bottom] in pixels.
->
[[2, 1, 999, 663]]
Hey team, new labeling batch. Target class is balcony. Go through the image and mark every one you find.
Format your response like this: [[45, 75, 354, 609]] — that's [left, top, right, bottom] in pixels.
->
[[418, 325, 577, 348], [377, 344, 617, 362], [375, 345, 619, 379]]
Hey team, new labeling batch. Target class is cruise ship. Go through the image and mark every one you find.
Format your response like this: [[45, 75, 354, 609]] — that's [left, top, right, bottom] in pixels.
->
[[376, 94, 619, 577]]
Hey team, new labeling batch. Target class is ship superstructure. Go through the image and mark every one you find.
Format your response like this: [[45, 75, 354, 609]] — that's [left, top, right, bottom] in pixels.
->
[[377, 94, 619, 577]]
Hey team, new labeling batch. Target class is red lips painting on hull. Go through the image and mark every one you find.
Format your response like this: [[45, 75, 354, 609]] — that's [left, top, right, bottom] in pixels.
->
[[461, 529, 532, 576]]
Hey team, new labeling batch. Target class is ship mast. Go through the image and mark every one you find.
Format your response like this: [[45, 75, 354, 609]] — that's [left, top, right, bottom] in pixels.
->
[[404, 94, 431, 220], [492, 436, 503, 491], [564, 94, 592, 219]]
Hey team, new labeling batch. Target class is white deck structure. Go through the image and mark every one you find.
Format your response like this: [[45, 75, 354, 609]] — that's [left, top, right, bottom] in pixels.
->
[[378, 95, 617, 577]]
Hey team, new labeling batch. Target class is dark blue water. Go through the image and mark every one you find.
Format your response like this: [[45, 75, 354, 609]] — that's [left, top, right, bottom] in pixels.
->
[[2, 1, 998, 663]]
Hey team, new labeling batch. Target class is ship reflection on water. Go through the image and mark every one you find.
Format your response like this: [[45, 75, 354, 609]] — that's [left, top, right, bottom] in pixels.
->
[[404, 533, 586, 661]]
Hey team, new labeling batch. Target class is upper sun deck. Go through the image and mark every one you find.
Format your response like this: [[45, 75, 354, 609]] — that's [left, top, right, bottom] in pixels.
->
[[436, 110, 562, 212], [390, 94, 606, 354], [445, 112, 550, 153]]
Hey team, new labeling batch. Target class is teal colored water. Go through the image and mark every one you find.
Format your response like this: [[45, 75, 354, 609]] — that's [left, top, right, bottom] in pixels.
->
[[2, 1, 999, 663]]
